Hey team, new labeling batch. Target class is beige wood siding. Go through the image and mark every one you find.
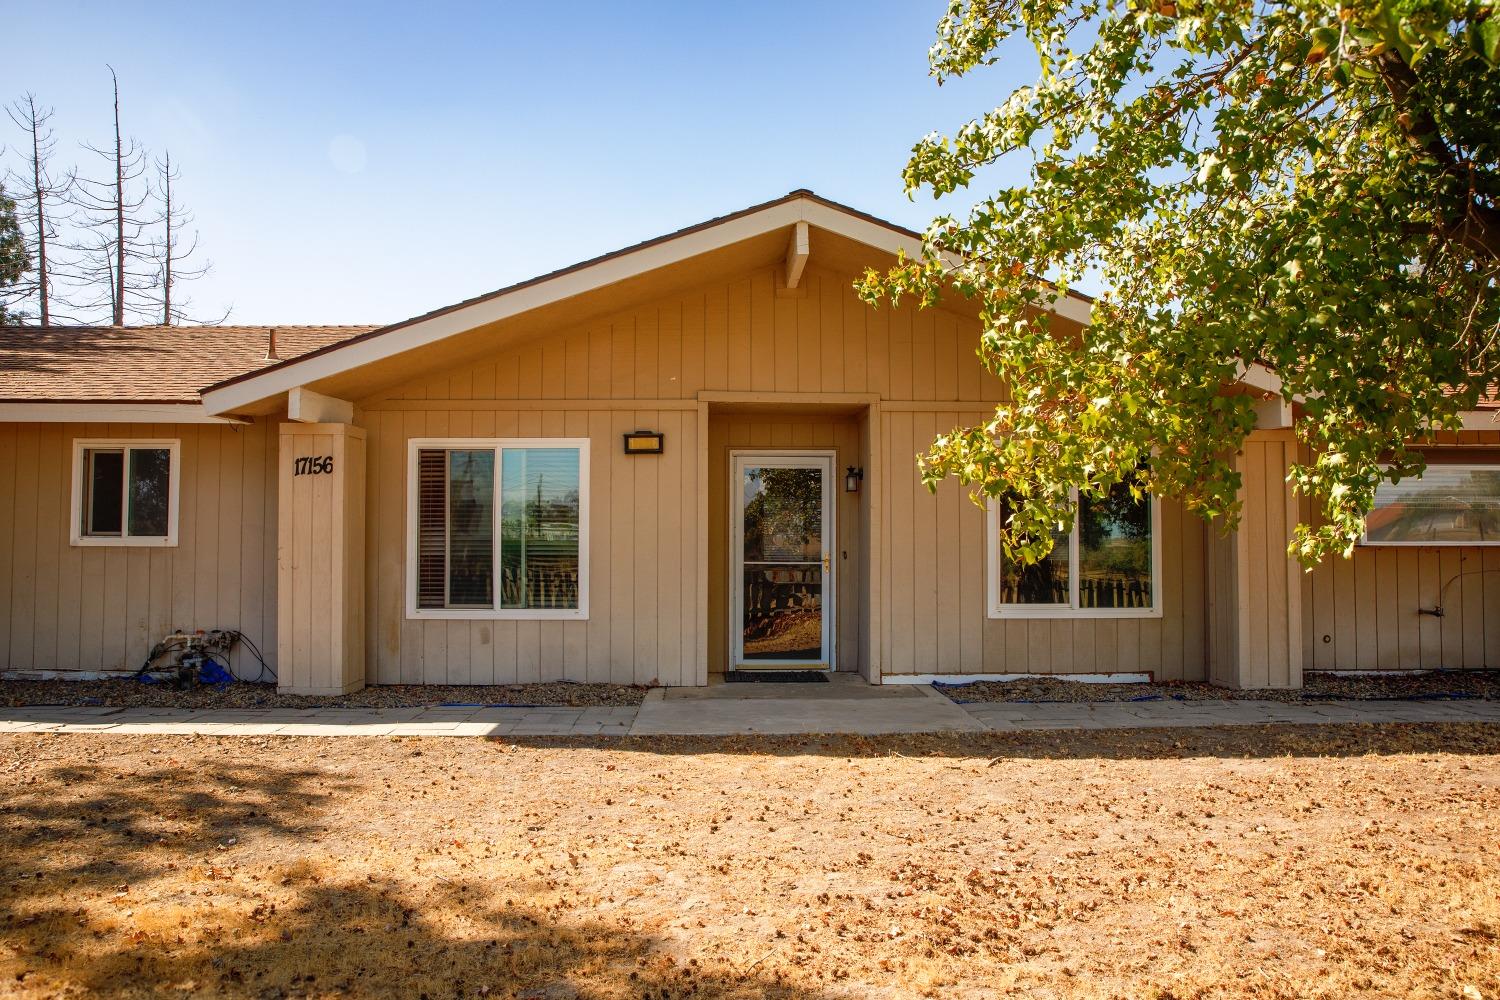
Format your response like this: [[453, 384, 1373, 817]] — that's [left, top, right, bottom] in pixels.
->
[[359, 406, 702, 687], [370, 263, 1009, 406], [277, 423, 366, 694], [879, 410, 1207, 680], [1207, 433, 1303, 689], [0, 420, 279, 678], [1300, 431, 1500, 671], [705, 413, 864, 674], [361, 258, 1203, 683]]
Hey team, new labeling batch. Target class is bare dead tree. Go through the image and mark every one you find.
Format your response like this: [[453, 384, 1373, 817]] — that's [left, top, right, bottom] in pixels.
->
[[4, 94, 78, 325], [66, 66, 156, 325], [149, 150, 223, 325]]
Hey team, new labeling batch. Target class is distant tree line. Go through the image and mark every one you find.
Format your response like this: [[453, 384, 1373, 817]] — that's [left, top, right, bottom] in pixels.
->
[[0, 66, 221, 327]]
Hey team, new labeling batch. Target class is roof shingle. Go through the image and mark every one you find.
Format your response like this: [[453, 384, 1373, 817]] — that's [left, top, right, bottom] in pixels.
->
[[0, 325, 376, 403]]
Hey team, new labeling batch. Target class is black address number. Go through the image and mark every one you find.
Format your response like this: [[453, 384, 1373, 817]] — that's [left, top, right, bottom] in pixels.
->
[[294, 455, 335, 476]]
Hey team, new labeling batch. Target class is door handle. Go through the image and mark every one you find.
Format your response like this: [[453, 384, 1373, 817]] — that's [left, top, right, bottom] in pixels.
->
[[822, 553, 830, 572]]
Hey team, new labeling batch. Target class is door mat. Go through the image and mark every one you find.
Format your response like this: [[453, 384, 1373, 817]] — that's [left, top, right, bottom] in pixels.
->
[[725, 670, 830, 683]]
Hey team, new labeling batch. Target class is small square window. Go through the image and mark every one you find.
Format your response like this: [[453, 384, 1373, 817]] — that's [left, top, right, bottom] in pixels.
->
[[72, 440, 180, 546]]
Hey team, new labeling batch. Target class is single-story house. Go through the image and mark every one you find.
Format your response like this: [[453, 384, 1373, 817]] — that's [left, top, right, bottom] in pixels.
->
[[1, 191, 1497, 693]]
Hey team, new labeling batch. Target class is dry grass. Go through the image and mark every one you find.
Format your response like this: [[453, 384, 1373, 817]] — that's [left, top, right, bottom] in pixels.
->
[[1, 725, 1498, 999]]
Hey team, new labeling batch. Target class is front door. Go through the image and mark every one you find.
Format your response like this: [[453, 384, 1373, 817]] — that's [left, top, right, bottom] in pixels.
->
[[730, 451, 835, 670]]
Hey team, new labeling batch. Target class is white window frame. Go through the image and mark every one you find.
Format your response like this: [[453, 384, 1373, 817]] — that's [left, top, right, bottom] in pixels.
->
[[405, 437, 590, 621], [1361, 463, 1500, 547], [986, 490, 1162, 619], [70, 438, 181, 547]]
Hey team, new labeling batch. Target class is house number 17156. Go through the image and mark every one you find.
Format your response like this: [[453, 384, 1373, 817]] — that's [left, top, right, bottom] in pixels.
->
[[294, 455, 334, 476]]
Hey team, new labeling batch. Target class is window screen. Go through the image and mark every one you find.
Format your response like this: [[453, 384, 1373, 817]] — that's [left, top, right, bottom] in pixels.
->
[[1365, 466, 1500, 545]]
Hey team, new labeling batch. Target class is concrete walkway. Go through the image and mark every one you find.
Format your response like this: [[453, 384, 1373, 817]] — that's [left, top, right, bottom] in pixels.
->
[[1, 684, 1497, 737]]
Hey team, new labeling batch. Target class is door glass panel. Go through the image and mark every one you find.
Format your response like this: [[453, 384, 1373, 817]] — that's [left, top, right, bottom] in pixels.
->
[[741, 565, 823, 661], [742, 466, 822, 562], [739, 462, 825, 663]]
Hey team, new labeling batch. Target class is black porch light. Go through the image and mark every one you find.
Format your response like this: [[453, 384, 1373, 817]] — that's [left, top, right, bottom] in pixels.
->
[[845, 466, 864, 493]]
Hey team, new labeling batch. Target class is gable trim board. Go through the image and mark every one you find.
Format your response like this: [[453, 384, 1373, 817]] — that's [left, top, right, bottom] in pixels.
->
[[0, 191, 1495, 690], [198, 191, 1092, 416]]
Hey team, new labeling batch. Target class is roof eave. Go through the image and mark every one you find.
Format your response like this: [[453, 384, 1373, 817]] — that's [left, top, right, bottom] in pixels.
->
[[199, 191, 1093, 416], [0, 401, 250, 424]]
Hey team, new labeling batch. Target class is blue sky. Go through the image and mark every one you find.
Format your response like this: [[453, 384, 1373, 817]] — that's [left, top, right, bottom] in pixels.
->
[[4, 2, 1034, 325]]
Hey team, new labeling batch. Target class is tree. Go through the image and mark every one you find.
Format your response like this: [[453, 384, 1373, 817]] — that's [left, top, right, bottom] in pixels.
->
[[5, 94, 71, 325], [150, 150, 220, 325], [0, 182, 28, 323], [862, 0, 1500, 565], [68, 66, 156, 325]]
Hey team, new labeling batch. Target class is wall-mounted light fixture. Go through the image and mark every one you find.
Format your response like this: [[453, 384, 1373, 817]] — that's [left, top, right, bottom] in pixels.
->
[[845, 466, 864, 493], [623, 431, 664, 455]]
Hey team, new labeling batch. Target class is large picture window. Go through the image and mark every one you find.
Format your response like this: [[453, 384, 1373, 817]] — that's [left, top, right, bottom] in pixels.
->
[[407, 438, 589, 619], [987, 483, 1161, 618], [70, 439, 180, 546], [1363, 465, 1500, 546]]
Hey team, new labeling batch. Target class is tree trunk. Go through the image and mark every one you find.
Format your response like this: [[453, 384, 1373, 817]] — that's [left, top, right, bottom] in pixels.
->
[[27, 124, 49, 327], [111, 69, 125, 326]]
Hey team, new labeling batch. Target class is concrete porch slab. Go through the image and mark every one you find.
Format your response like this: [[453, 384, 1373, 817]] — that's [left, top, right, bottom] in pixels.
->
[[629, 692, 985, 735]]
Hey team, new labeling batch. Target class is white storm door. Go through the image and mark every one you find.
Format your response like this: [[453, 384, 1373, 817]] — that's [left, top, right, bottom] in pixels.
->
[[730, 451, 835, 669]]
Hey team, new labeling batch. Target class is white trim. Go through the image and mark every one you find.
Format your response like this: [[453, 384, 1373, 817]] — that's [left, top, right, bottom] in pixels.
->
[[287, 386, 354, 424], [1460, 410, 1500, 430], [0, 402, 246, 424], [986, 491, 1163, 619], [729, 449, 837, 670], [1235, 361, 1284, 397], [404, 437, 591, 620], [69, 438, 181, 547], [784, 220, 809, 289], [201, 196, 1091, 415], [884, 672, 1153, 685]]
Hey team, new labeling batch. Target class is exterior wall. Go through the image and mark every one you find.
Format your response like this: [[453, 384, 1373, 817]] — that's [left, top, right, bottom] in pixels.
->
[[376, 263, 1008, 405], [359, 405, 702, 687], [363, 260, 1206, 683], [879, 409, 1208, 681], [1299, 431, 1500, 671], [278, 423, 366, 694], [706, 412, 865, 675], [0, 419, 279, 678], [1206, 432, 1303, 689]]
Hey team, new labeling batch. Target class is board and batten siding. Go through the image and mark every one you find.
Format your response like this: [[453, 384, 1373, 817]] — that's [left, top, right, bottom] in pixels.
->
[[705, 413, 865, 675], [373, 263, 1009, 406], [879, 409, 1207, 681], [1299, 431, 1500, 671], [362, 259, 1209, 682], [0, 419, 279, 678], [358, 405, 702, 687]]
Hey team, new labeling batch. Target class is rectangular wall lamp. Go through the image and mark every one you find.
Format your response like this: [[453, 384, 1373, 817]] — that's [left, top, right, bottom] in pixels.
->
[[623, 431, 664, 455]]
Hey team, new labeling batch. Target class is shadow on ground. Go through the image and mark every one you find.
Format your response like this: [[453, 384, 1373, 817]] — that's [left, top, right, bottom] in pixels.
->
[[0, 755, 833, 999], [494, 720, 1500, 762]]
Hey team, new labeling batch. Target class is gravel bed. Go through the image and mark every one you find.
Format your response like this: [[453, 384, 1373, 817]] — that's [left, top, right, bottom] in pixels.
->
[[0, 678, 648, 709], [936, 669, 1500, 704]]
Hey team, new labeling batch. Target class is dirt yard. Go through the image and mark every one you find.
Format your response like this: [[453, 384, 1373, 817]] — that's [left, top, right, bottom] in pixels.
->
[[2, 726, 1497, 999]]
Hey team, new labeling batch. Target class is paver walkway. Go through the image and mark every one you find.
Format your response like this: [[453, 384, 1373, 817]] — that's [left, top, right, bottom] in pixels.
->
[[1, 687, 1496, 737]]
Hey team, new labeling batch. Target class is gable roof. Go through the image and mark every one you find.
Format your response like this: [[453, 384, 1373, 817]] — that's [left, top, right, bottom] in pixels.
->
[[198, 190, 1094, 415], [0, 325, 375, 404], [0, 191, 1093, 419]]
